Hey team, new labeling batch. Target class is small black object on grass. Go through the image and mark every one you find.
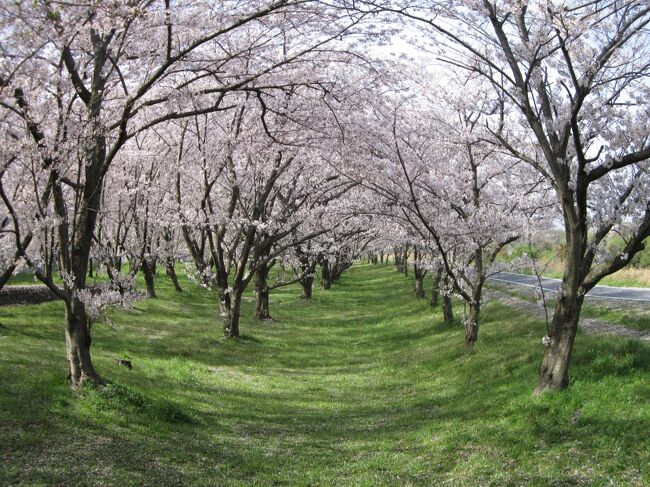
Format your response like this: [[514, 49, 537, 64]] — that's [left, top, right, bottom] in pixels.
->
[[115, 359, 133, 370]]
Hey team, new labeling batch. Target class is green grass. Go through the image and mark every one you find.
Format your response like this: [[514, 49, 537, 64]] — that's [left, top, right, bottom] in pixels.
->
[[5, 270, 42, 286], [598, 271, 650, 288], [1, 264, 649, 485], [581, 302, 650, 332]]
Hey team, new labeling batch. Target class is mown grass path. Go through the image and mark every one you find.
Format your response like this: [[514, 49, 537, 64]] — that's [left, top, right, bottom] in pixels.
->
[[1, 264, 649, 485]]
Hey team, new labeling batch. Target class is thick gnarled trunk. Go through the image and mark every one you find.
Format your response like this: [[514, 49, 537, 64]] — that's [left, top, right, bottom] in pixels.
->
[[300, 275, 314, 299], [220, 287, 242, 338], [65, 298, 98, 387], [465, 302, 480, 345], [141, 259, 156, 298], [534, 285, 583, 395]]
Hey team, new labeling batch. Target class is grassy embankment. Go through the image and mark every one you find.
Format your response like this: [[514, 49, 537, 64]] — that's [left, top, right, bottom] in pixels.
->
[[486, 282, 650, 333], [1, 264, 649, 485], [504, 239, 650, 288], [540, 265, 650, 288]]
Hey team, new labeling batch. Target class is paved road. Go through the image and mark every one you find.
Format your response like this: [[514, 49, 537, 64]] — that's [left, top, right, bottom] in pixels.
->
[[490, 272, 650, 303]]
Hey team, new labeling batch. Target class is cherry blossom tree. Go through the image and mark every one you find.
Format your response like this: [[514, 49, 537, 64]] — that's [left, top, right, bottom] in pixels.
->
[[370, 0, 650, 392], [0, 0, 374, 386], [171, 83, 364, 336], [341, 77, 543, 344]]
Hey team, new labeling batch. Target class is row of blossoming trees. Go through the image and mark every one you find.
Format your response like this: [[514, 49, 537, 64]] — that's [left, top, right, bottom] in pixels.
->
[[1, 1, 649, 395]]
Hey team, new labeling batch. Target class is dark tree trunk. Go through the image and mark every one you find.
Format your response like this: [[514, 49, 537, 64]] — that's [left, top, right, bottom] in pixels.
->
[[166, 259, 182, 293], [534, 219, 586, 395], [430, 270, 441, 307], [321, 260, 332, 290], [413, 249, 426, 298], [465, 302, 480, 344], [379, 253, 384, 264], [88, 259, 94, 278], [65, 298, 99, 387], [0, 264, 17, 290], [534, 291, 582, 395], [301, 275, 314, 299], [255, 263, 271, 320], [442, 295, 454, 323], [331, 260, 352, 282], [414, 275, 425, 299], [141, 259, 156, 298], [256, 286, 270, 320], [221, 287, 242, 338], [401, 246, 409, 276]]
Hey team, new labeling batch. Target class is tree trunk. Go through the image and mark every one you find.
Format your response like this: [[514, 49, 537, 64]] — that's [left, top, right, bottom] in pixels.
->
[[221, 287, 242, 338], [442, 295, 454, 323], [430, 270, 441, 307], [141, 259, 156, 298], [321, 260, 332, 290], [166, 259, 182, 293], [534, 293, 582, 395], [0, 264, 17, 291], [394, 247, 401, 272], [534, 219, 585, 395], [255, 264, 271, 320], [414, 275, 425, 299], [465, 302, 480, 344], [379, 253, 384, 264], [301, 275, 314, 299], [401, 247, 409, 276], [65, 298, 99, 387], [88, 259, 94, 278]]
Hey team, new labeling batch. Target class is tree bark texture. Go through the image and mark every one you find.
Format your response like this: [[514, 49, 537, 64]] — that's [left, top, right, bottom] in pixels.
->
[[534, 282, 583, 395], [442, 295, 454, 323], [414, 275, 425, 299], [465, 302, 480, 344], [301, 275, 314, 299], [220, 287, 242, 338], [534, 211, 586, 394], [255, 263, 271, 320], [65, 298, 99, 387], [430, 270, 441, 307], [321, 260, 332, 290], [141, 259, 157, 298], [166, 260, 183, 293]]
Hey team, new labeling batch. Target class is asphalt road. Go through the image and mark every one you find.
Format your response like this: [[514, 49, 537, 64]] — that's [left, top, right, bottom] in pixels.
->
[[489, 272, 650, 303]]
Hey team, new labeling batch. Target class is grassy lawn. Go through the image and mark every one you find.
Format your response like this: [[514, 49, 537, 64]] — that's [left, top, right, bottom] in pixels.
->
[[4, 271, 43, 286], [1, 264, 649, 486]]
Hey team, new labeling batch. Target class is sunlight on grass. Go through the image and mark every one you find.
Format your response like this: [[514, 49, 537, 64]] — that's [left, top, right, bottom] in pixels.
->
[[1, 264, 649, 485]]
